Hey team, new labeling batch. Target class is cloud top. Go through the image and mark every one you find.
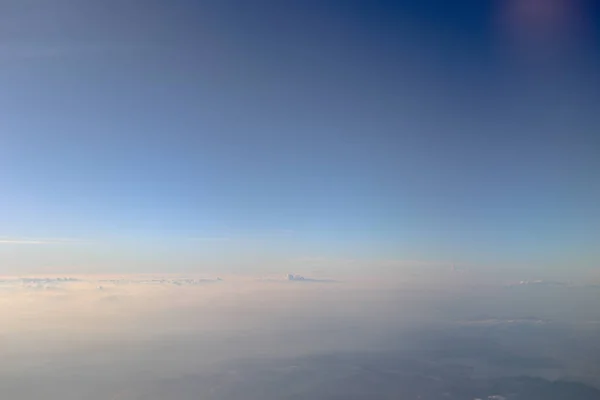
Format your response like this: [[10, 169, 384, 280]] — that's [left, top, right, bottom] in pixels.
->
[[286, 274, 336, 283]]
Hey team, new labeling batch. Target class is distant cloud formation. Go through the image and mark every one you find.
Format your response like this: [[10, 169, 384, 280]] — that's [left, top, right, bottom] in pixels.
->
[[287, 273, 305, 281], [0, 237, 86, 245], [285, 274, 336, 283], [0, 276, 81, 288], [21, 277, 81, 283], [0, 276, 82, 292], [2, 270, 600, 399], [256, 274, 338, 283], [510, 280, 569, 287], [98, 277, 224, 286], [450, 264, 467, 274], [461, 317, 549, 326], [506, 280, 600, 292], [0, 239, 48, 244], [0, 276, 227, 293]]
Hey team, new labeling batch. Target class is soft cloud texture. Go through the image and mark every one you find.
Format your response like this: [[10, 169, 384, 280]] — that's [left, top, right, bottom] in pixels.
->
[[285, 273, 336, 283], [0, 237, 87, 245], [1, 272, 600, 398]]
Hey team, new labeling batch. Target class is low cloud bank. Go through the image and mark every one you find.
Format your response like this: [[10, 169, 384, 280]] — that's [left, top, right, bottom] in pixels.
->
[[286, 273, 336, 283]]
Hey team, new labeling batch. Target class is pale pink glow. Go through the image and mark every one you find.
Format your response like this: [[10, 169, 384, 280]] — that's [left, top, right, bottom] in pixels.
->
[[498, 0, 585, 45], [510, 0, 571, 27]]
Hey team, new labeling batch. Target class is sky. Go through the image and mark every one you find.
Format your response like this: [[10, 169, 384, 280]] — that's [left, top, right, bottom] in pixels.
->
[[1, 0, 599, 275]]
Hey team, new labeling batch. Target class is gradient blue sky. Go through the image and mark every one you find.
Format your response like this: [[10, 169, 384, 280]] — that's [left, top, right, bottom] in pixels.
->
[[1, 0, 599, 274]]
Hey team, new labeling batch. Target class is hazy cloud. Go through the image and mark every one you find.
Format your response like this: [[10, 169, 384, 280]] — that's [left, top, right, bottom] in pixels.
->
[[98, 276, 224, 286], [285, 273, 336, 283], [0, 239, 53, 244], [0, 237, 87, 245], [1, 272, 600, 399], [511, 280, 569, 287]]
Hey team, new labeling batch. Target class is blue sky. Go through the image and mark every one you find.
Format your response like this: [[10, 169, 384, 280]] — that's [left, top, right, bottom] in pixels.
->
[[1, 0, 599, 274]]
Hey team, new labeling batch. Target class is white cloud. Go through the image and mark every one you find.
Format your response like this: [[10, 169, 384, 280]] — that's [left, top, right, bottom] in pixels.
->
[[0, 239, 49, 244], [285, 274, 336, 283], [98, 277, 224, 286], [510, 280, 569, 287], [460, 317, 549, 326]]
